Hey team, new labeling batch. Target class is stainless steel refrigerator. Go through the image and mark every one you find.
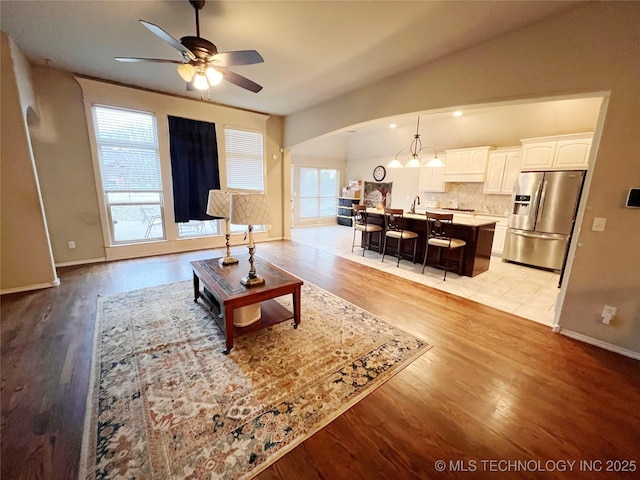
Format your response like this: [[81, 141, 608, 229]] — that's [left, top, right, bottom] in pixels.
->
[[503, 170, 585, 271]]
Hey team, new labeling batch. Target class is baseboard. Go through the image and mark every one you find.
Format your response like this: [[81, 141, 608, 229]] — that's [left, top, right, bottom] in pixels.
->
[[1, 278, 60, 295], [555, 328, 640, 360], [55, 257, 106, 268], [56, 238, 283, 268]]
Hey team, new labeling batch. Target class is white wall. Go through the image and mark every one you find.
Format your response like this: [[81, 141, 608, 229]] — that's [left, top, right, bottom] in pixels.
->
[[291, 134, 348, 159]]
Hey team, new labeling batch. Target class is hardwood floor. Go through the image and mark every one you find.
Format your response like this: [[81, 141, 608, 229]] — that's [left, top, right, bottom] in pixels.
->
[[1, 239, 638, 479]]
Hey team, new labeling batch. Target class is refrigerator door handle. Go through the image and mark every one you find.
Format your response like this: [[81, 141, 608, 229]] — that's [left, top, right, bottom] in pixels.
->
[[536, 180, 548, 227], [509, 230, 566, 240]]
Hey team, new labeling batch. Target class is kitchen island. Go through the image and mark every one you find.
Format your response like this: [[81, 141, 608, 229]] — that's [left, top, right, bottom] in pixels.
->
[[364, 208, 497, 277]]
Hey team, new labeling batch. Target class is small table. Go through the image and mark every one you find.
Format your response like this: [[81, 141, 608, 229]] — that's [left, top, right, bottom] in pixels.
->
[[191, 255, 303, 354]]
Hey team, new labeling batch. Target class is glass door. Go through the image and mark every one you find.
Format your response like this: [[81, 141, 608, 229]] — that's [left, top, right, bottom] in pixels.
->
[[296, 167, 339, 226]]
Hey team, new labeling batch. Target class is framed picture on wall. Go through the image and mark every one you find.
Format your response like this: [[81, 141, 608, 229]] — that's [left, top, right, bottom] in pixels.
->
[[363, 181, 393, 208]]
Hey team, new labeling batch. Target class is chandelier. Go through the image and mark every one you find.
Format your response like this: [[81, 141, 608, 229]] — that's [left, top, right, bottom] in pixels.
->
[[388, 116, 444, 168]]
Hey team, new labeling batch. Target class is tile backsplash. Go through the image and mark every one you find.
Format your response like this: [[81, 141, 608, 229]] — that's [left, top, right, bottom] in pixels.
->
[[422, 183, 512, 216]]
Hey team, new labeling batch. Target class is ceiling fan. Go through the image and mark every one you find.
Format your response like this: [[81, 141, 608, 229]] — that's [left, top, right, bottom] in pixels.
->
[[115, 0, 263, 93]]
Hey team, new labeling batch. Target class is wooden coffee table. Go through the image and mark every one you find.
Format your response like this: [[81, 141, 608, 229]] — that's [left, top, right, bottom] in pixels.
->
[[191, 255, 303, 354]]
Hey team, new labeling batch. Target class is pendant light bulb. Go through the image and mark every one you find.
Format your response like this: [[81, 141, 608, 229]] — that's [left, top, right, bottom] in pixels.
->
[[193, 71, 210, 90], [387, 159, 404, 169], [425, 156, 445, 168], [405, 157, 423, 168], [177, 63, 195, 82], [205, 67, 223, 86]]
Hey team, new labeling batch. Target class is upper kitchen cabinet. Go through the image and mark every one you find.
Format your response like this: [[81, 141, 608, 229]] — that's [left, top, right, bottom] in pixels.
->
[[444, 146, 493, 182], [554, 136, 593, 169], [483, 148, 521, 194], [520, 133, 593, 171], [419, 164, 446, 192]]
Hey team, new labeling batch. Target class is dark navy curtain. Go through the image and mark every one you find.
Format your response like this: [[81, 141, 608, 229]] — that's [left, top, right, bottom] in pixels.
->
[[168, 116, 221, 222]]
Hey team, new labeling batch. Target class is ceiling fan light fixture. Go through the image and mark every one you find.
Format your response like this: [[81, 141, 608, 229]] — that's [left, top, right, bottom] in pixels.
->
[[193, 70, 210, 90], [205, 67, 223, 86], [177, 63, 195, 82], [115, 0, 264, 95]]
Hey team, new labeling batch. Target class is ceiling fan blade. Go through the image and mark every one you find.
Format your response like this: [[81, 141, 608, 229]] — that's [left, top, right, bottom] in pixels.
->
[[139, 20, 196, 61], [210, 50, 264, 67], [220, 69, 263, 93], [115, 57, 184, 64]]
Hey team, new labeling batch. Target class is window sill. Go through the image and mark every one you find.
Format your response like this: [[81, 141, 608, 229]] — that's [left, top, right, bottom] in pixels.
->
[[104, 232, 269, 261]]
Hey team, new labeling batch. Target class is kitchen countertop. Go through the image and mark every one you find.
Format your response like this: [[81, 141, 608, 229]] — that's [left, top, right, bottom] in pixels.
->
[[414, 207, 509, 218], [366, 208, 499, 227]]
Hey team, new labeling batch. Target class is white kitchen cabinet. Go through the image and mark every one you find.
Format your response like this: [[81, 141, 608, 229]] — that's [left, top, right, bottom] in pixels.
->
[[493, 223, 508, 255], [483, 148, 521, 194], [419, 165, 446, 192], [520, 141, 556, 169], [475, 215, 508, 255], [554, 137, 592, 169], [444, 146, 493, 181], [520, 133, 592, 171]]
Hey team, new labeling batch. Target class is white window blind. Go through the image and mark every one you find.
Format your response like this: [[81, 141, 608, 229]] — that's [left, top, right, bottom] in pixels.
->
[[91, 105, 165, 244], [225, 128, 264, 192], [93, 106, 162, 191]]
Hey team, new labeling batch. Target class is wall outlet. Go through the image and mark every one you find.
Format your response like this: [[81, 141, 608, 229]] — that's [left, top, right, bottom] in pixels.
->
[[602, 305, 617, 325], [68, 240, 76, 249], [592, 217, 607, 232]]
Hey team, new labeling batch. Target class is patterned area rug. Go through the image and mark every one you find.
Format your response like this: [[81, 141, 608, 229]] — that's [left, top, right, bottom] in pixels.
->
[[80, 280, 430, 479]]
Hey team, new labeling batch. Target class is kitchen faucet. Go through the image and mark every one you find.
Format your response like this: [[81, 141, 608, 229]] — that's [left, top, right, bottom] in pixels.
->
[[410, 195, 420, 214]]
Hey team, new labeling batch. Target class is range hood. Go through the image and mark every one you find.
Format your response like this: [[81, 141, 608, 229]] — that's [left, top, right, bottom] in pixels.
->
[[442, 146, 492, 183], [442, 172, 486, 182]]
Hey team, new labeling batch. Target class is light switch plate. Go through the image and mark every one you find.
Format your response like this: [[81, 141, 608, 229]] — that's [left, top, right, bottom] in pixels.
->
[[592, 217, 607, 232]]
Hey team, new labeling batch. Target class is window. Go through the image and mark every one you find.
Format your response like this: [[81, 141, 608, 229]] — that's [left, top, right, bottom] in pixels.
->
[[225, 127, 264, 191], [178, 220, 218, 237], [92, 105, 165, 243], [299, 167, 339, 219], [225, 127, 266, 231]]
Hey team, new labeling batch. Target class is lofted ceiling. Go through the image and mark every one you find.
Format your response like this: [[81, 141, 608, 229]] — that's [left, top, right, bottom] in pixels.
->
[[1, 0, 586, 117]]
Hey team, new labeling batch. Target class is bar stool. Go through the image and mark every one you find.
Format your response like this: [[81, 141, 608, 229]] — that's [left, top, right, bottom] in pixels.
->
[[381, 208, 418, 266], [422, 212, 466, 281], [351, 205, 383, 255]]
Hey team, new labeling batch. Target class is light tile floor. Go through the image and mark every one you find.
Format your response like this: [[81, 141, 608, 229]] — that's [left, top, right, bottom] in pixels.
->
[[291, 225, 560, 326]]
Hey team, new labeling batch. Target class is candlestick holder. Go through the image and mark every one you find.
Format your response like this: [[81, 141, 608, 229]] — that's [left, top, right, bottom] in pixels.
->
[[230, 193, 271, 288], [206, 190, 238, 266]]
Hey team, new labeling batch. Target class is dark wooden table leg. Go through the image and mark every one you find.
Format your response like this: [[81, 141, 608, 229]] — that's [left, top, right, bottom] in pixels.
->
[[193, 272, 200, 302], [293, 285, 301, 329], [222, 305, 234, 354]]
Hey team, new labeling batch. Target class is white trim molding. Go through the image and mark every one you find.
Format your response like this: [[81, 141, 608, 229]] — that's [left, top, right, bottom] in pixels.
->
[[103, 232, 269, 262], [554, 327, 640, 360], [1, 278, 60, 295], [55, 257, 106, 268]]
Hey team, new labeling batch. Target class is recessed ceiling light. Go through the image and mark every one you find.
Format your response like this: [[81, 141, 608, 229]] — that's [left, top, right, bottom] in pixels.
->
[[389, 123, 397, 129], [453, 111, 463, 117]]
